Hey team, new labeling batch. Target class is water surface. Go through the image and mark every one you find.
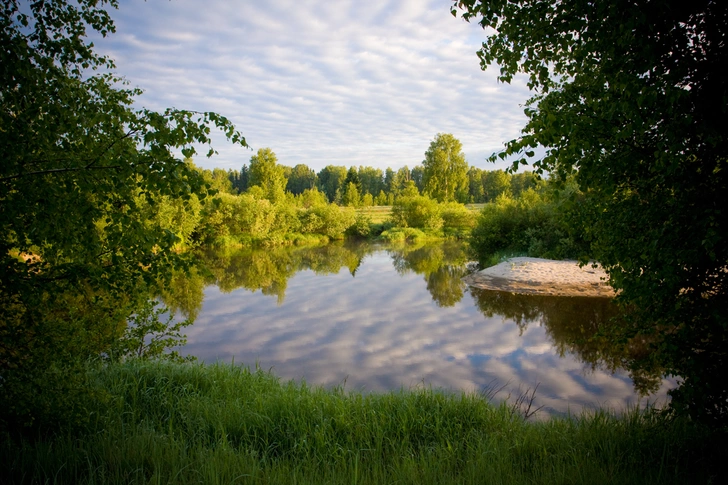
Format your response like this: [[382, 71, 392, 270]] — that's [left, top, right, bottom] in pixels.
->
[[172, 241, 674, 417]]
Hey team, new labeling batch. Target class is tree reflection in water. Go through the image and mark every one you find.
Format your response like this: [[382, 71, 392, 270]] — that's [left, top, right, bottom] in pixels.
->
[[158, 241, 667, 398], [162, 242, 376, 312], [469, 289, 666, 395], [163, 241, 474, 315], [387, 241, 470, 307]]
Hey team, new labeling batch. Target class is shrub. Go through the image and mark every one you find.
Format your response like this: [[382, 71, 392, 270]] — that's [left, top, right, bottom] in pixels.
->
[[390, 195, 443, 231], [346, 214, 373, 238], [440, 201, 476, 238], [470, 185, 588, 263], [379, 227, 429, 243], [299, 204, 356, 239]]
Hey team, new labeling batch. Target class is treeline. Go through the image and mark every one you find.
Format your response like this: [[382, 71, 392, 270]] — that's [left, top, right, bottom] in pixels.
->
[[159, 139, 542, 247], [218, 152, 538, 206], [186, 146, 587, 256]]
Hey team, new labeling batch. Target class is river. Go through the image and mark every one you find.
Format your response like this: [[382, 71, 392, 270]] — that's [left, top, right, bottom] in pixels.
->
[[164, 240, 674, 418]]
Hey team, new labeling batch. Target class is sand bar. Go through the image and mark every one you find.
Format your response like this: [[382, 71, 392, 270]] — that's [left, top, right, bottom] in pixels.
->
[[463, 257, 615, 298]]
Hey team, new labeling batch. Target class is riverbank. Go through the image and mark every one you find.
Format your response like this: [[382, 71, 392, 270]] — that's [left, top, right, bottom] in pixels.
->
[[464, 257, 616, 297], [3, 360, 723, 484]]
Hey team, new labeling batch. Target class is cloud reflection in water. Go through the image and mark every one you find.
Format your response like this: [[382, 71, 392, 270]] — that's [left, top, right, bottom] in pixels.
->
[[181, 246, 674, 417]]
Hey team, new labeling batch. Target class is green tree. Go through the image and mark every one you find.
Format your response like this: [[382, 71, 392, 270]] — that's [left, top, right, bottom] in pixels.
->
[[237, 164, 251, 192], [361, 192, 374, 207], [341, 181, 361, 207], [375, 190, 388, 206], [0, 0, 246, 432], [340, 166, 363, 206], [249, 148, 287, 203], [204, 167, 235, 194], [384, 167, 396, 195], [390, 195, 443, 231], [455, 0, 728, 423], [510, 172, 537, 198], [296, 187, 329, 208], [481, 169, 511, 202], [422, 133, 469, 202], [411, 165, 425, 193], [467, 166, 485, 202], [399, 179, 420, 198], [389, 166, 413, 198], [286, 163, 317, 195], [317, 165, 347, 203], [358, 166, 384, 196]]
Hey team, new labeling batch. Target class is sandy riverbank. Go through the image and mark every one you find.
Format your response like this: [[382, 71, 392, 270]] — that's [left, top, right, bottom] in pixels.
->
[[463, 257, 616, 298]]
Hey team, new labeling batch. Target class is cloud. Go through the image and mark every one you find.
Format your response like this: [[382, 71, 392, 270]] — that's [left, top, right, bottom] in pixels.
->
[[94, 0, 535, 171]]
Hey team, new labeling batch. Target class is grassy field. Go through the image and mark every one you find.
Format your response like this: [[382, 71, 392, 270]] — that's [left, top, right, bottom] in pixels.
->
[[356, 205, 393, 224], [3, 360, 725, 484], [357, 204, 484, 225]]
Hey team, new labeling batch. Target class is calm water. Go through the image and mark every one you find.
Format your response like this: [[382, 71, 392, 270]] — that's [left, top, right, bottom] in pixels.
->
[[171, 241, 674, 418]]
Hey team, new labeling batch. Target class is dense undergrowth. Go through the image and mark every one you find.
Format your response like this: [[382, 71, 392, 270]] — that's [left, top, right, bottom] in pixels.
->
[[470, 180, 589, 267], [2, 360, 725, 484]]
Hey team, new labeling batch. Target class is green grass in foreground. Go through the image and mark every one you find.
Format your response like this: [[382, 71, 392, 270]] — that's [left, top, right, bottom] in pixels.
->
[[3, 360, 725, 484]]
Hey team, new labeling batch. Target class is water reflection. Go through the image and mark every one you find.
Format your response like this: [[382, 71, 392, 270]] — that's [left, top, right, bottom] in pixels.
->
[[389, 242, 469, 307], [196, 243, 375, 305], [163, 242, 674, 417], [470, 290, 664, 395]]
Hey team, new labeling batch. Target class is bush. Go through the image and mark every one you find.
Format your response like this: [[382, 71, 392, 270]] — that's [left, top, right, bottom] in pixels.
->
[[379, 227, 429, 243], [346, 214, 373, 238], [440, 202, 476, 237], [299, 204, 356, 239], [470, 186, 588, 263], [106, 300, 194, 363], [390, 195, 443, 231]]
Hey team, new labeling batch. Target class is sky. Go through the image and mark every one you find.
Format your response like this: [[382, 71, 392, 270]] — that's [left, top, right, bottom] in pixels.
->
[[96, 0, 535, 172]]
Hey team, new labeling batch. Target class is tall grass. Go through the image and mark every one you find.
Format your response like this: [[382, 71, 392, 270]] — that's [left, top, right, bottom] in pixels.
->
[[3, 360, 724, 484]]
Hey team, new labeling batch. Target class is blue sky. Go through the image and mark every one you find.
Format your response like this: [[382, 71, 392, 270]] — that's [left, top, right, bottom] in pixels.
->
[[97, 0, 534, 172]]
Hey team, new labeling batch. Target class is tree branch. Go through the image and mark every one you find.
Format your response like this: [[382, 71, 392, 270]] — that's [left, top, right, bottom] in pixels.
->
[[0, 129, 138, 182]]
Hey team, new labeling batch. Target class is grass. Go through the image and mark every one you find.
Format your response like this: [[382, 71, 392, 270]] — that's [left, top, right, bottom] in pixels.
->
[[356, 205, 392, 224], [357, 204, 483, 226], [3, 360, 725, 484]]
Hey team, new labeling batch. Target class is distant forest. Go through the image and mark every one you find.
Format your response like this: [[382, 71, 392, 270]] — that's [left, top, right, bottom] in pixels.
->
[[217, 162, 536, 205]]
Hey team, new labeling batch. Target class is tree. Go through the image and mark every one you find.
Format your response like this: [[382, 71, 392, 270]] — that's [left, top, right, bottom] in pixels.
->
[[467, 166, 485, 202], [384, 167, 396, 195], [286, 163, 317, 195], [343, 166, 362, 193], [389, 166, 413, 198], [455, 0, 728, 423], [422, 133, 469, 202], [237, 164, 251, 193], [357, 166, 384, 196], [481, 169, 511, 202], [207, 167, 235, 194], [361, 192, 374, 207], [510, 172, 537, 198], [248, 148, 287, 203], [341, 181, 361, 207], [317, 165, 347, 203], [0, 0, 246, 431], [375, 190, 388, 206], [411, 165, 425, 193]]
